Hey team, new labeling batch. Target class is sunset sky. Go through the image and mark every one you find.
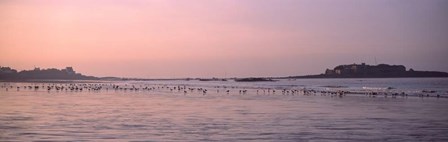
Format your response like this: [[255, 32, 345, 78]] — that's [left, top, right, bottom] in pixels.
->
[[1, 0, 447, 78]]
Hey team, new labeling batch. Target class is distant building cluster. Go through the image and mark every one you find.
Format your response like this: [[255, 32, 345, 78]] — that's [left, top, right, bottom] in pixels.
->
[[62, 67, 76, 75]]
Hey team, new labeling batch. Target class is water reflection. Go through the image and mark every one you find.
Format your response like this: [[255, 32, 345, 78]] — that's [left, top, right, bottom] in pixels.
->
[[0, 82, 448, 141]]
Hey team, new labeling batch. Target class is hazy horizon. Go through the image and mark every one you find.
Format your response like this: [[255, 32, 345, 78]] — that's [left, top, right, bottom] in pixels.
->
[[1, 0, 448, 78]]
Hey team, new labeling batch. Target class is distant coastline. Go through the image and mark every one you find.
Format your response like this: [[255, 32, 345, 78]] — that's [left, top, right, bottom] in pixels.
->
[[285, 63, 448, 79], [0, 67, 98, 81], [1, 63, 448, 81]]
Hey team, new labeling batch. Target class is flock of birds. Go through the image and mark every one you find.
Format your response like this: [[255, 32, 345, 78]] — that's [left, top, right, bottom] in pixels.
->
[[0, 83, 444, 98]]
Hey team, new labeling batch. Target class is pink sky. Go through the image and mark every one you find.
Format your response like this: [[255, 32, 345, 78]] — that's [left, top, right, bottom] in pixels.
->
[[1, 0, 447, 78]]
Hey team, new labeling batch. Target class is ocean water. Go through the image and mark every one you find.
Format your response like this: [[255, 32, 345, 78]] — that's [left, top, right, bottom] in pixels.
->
[[1, 78, 448, 141]]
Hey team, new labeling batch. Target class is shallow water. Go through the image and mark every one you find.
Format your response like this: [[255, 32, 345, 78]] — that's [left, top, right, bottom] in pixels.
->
[[139, 78, 448, 96], [1, 80, 448, 141]]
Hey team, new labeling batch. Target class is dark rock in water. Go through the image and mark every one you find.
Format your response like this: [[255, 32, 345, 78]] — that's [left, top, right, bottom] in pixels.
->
[[321, 85, 348, 88], [235, 78, 275, 82], [199, 78, 227, 81], [387, 87, 395, 90], [422, 90, 436, 93]]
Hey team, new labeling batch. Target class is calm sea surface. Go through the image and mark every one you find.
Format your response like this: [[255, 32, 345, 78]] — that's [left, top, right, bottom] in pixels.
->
[[1, 78, 448, 141]]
